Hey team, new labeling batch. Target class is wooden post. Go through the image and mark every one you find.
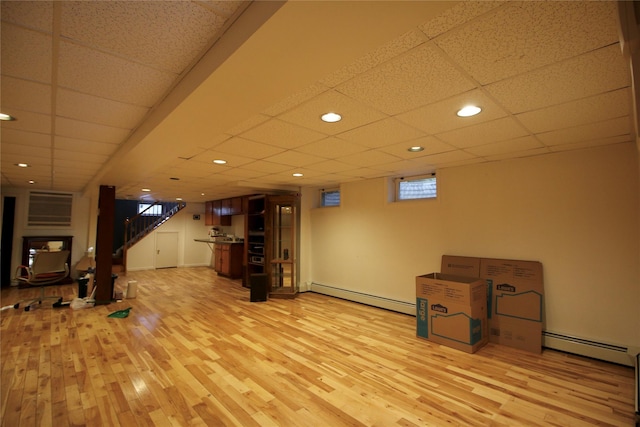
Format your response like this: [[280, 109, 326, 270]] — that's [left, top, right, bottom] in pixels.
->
[[94, 185, 115, 305]]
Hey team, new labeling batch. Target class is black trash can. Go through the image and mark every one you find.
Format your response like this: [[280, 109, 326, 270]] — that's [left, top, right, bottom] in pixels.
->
[[77, 277, 89, 298], [250, 273, 268, 302]]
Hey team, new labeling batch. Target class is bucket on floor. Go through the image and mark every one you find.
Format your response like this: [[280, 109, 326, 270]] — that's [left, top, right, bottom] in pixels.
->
[[126, 280, 138, 299]]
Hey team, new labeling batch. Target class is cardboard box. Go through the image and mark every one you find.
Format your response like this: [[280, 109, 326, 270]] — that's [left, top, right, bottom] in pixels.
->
[[416, 273, 488, 353], [480, 258, 544, 353], [441, 255, 545, 354]]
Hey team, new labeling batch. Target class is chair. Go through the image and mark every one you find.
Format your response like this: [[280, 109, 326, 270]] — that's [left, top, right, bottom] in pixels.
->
[[13, 250, 69, 311]]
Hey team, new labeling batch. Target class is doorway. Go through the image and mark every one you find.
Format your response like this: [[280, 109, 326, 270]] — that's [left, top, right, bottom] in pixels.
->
[[1, 197, 16, 287], [156, 232, 178, 269]]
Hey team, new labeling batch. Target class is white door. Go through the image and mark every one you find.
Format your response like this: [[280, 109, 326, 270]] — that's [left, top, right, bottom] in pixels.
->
[[156, 232, 178, 269]]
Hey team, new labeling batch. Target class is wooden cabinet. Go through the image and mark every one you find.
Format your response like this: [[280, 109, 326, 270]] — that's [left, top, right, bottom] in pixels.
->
[[266, 195, 299, 299], [214, 243, 242, 279], [243, 193, 299, 297], [205, 200, 231, 226], [205, 198, 243, 225], [244, 195, 266, 288], [231, 197, 243, 215]]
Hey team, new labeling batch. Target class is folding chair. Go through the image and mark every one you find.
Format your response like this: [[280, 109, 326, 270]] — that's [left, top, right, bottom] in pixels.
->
[[13, 250, 69, 311]]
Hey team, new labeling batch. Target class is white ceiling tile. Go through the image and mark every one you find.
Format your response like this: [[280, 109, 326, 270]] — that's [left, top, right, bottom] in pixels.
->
[[216, 167, 267, 180], [435, 1, 619, 84], [60, 1, 237, 74], [58, 41, 177, 107], [337, 43, 476, 115], [302, 160, 356, 174], [537, 117, 632, 147], [1, 142, 49, 158], [1, 1, 53, 33], [465, 135, 544, 157], [320, 29, 428, 88], [1, 24, 51, 84], [377, 136, 456, 159], [263, 151, 326, 168], [339, 167, 388, 179], [55, 137, 119, 156], [338, 117, 426, 148], [295, 137, 368, 159], [395, 89, 508, 135], [1, 109, 51, 134], [238, 160, 293, 174], [213, 136, 285, 159], [437, 117, 529, 148], [517, 89, 631, 134], [483, 147, 552, 162], [225, 114, 271, 136], [418, 1, 505, 39], [54, 149, 108, 164], [1, 76, 51, 115], [189, 150, 255, 168], [263, 84, 329, 117], [548, 137, 631, 153], [240, 119, 326, 149], [414, 150, 477, 166], [55, 117, 130, 144], [57, 89, 149, 129], [486, 45, 630, 114], [337, 149, 402, 168], [197, 1, 246, 18], [1, 128, 51, 147], [277, 90, 387, 135], [54, 158, 104, 172]]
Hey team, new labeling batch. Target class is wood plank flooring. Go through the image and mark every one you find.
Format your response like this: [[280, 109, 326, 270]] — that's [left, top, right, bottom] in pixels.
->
[[1, 267, 635, 426]]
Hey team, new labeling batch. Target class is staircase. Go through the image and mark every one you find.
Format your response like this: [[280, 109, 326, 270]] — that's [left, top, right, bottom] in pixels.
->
[[119, 201, 186, 272]]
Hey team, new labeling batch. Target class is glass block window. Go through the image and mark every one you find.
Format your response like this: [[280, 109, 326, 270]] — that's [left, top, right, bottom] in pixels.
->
[[396, 174, 436, 201], [320, 189, 340, 207]]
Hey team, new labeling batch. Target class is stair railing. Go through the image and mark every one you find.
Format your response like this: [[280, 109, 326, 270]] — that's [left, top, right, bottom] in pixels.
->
[[122, 201, 186, 272]]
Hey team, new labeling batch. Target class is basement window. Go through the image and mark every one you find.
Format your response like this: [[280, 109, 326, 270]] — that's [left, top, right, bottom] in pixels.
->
[[28, 191, 73, 227], [320, 188, 340, 207], [138, 203, 162, 216], [395, 173, 437, 201]]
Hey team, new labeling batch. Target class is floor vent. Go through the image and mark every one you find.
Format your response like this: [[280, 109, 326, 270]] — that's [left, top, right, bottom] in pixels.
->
[[310, 283, 415, 315]]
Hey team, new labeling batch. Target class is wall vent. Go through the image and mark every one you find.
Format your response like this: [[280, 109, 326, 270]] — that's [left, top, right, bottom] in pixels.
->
[[28, 191, 73, 227]]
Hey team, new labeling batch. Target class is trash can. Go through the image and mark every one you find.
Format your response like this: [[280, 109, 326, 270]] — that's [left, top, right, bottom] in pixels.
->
[[250, 273, 268, 302], [77, 277, 89, 298]]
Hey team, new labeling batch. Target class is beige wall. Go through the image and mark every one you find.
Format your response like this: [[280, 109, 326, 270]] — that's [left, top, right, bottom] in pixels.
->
[[306, 143, 640, 348], [127, 203, 212, 271]]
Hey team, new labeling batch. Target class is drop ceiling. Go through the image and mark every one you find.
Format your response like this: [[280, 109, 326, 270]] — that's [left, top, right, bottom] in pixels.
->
[[1, 0, 636, 203]]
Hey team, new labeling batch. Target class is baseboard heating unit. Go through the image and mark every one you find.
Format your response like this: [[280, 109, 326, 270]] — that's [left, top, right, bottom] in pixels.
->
[[542, 331, 636, 367], [310, 283, 415, 315]]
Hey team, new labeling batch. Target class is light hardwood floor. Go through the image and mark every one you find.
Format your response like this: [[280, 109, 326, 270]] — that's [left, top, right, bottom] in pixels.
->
[[1, 267, 635, 426]]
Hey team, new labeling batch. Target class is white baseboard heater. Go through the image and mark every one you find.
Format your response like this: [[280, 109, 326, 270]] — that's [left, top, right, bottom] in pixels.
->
[[309, 282, 415, 315], [310, 283, 637, 366]]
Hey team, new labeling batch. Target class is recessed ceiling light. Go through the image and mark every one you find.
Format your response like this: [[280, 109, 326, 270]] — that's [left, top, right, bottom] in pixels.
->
[[213, 159, 227, 164], [142, 188, 151, 192], [457, 105, 482, 117], [28, 180, 36, 184], [201, 193, 205, 196], [176, 197, 182, 201], [407, 146, 424, 152], [321, 112, 342, 123], [0, 113, 16, 121], [15, 163, 29, 168], [292, 173, 303, 177]]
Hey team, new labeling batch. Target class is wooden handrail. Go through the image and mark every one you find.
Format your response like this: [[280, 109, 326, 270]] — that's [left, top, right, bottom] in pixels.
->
[[122, 201, 186, 272]]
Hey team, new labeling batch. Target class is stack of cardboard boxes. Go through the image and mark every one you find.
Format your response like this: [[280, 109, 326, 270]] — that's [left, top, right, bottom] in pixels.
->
[[416, 255, 544, 354]]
